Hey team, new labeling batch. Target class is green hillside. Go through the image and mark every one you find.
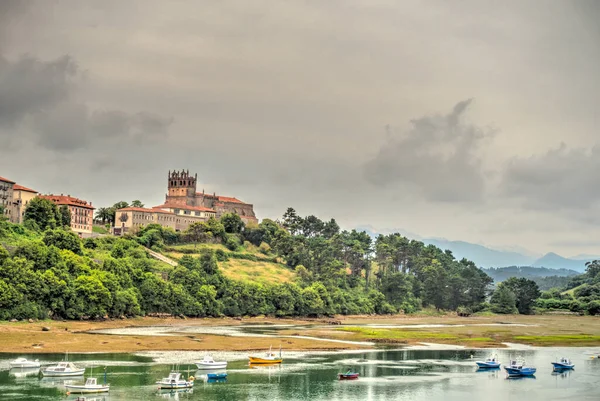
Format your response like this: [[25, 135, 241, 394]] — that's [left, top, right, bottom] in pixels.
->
[[162, 243, 296, 285], [1, 200, 534, 321]]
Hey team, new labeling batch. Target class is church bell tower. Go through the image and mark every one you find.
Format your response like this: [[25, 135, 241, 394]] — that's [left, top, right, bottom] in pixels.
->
[[166, 169, 197, 205]]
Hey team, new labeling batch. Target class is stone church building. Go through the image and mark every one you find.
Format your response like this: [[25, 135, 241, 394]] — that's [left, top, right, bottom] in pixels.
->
[[165, 170, 257, 224]]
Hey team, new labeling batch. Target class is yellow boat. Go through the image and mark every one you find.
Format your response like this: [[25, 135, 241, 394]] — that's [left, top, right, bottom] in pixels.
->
[[249, 346, 283, 364]]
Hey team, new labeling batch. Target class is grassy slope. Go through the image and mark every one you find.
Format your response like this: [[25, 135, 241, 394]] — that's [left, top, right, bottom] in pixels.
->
[[92, 225, 109, 234], [163, 243, 296, 285]]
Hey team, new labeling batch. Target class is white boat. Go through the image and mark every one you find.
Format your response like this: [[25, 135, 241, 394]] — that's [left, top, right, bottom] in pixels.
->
[[475, 353, 501, 368], [65, 377, 110, 394], [195, 356, 227, 370], [42, 361, 85, 377], [156, 372, 194, 389], [9, 357, 40, 368]]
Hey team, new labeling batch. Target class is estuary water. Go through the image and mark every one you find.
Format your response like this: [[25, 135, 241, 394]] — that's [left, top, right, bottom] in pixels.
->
[[1, 348, 600, 401]]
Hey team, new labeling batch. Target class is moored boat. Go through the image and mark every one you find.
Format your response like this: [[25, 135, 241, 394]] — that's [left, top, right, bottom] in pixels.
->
[[475, 354, 501, 369], [65, 377, 110, 394], [338, 371, 359, 380], [504, 358, 536, 377], [42, 361, 85, 377], [156, 372, 194, 389], [551, 357, 574, 370], [206, 372, 227, 380], [9, 357, 40, 369], [195, 356, 227, 370], [249, 346, 282, 364]]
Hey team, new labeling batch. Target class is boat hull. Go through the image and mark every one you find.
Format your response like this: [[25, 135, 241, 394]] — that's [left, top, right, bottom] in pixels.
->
[[476, 362, 501, 368], [248, 357, 282, 364], [65, 385, 110, 394], [195, 362, 227, 370], [206, 373, 227, 380], [504, 366, 536, 376], [157, 382, 193, 389], [10, 362, 40, 369], [338, 373, 359, 380], [42, 369, 86, 377], [551, 362, 574, 370]]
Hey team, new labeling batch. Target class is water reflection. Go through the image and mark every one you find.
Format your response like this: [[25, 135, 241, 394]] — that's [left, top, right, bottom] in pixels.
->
[[0, 349, 598, 400]]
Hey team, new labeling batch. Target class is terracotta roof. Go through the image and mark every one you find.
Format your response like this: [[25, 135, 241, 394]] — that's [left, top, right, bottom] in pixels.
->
[[39, 194, 95, 210], [119, 207, 155, 213], [119, 207, 175, 215], [13, 184, 37, 193], [0, 176, 15, 184], [195, 192, 246, 204], [154, 203, 216, 213]]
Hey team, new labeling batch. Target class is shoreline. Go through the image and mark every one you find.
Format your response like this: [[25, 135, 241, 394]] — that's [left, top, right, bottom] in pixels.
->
[[1, 314, 599, 354]]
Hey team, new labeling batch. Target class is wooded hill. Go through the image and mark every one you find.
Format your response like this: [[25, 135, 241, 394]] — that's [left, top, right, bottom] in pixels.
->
[[0, 199, 543, 319]]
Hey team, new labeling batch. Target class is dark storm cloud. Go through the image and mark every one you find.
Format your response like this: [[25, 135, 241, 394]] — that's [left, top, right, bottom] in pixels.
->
[[0, 53, 173, 151], [0, 55, 78, 126], [501, 144, 600, 210], [364, 99, 493, 202]]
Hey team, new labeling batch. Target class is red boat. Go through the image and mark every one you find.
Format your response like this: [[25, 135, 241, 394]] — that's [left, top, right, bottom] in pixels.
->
[[338, 371, 359, 380]]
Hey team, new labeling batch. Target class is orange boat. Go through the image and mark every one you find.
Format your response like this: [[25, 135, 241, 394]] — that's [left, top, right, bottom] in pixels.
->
[[249, 346, 283, 365]]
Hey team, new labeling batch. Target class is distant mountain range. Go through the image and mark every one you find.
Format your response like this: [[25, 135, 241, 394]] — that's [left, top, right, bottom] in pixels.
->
[[357, 226, 594, 272]]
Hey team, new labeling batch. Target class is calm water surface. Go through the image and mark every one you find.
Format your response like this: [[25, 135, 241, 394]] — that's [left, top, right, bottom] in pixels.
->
[[1, 348, 600, 401]]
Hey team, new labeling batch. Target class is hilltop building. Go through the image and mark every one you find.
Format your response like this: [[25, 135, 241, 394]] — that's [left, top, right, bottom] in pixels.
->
[[40, 194, 95, 236], [12, 184, 38, 224], [113, 170, 257, 235], [0, 176, 15, 221], [0, 176, 39, 224], [165, 170, 257, 224], [114, 204, 217, 235]]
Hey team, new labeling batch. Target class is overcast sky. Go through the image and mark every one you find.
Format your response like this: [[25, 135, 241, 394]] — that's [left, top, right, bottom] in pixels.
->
[[1, 0, 599, 256]]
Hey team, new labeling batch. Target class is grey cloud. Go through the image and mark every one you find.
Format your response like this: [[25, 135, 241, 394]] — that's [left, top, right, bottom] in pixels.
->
[[501, 143, 600, 210], [0, 55, 78, 126], [364, 99, 493, 202], [0, 53, 173, 151]]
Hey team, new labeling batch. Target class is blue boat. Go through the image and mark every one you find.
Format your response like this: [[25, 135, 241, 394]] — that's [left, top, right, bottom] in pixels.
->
[[504, 358, 536, 377], [551, 357, 574, 370], [476, 354, 501, 369], [207, 373, 228, 380]]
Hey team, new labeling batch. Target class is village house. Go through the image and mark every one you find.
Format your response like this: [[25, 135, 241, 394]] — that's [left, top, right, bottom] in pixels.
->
[[40, 194, 95, 236], [0, 176, 15, 221], [12, 184, 38, 224]]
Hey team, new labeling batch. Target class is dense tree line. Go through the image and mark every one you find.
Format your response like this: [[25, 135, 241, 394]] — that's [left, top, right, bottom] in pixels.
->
[[1, 204, 563, 321], [535, 261, 600, 315]]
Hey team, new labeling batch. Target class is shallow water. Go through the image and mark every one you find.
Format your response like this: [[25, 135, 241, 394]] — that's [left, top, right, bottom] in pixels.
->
[[2, 348, 600, 400]]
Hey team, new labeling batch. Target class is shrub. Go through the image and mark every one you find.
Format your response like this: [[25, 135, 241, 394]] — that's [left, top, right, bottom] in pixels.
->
[[215, 249, 229, 261], [258, 242, 271, 255], [43, 229, 83, 255], [224, 234, 240, 251], [586, 300, 600, 316]]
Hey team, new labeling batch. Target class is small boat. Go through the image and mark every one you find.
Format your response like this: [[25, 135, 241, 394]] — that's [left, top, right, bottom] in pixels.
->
[[249, 346, 283, 364], [65, 377, 110, 394], [338, 371, 359, 380], [504, 358, 536, 377], [551, 357, 575, 370], [195, 356, 227, 370], [9, 357, 40, 369], [42, 361, 85, 377], [206, 372, 227, 380], [156, 372, 194, 389], [248, 348, 283, 365], [475, 354, 501, 369]]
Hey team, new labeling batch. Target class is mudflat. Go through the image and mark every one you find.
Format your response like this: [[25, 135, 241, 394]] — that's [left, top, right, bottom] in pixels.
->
[[1, 314, 599, 353]]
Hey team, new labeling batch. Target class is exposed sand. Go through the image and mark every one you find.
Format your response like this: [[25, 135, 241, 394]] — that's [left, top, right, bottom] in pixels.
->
[[1, 314, 599, 354]]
